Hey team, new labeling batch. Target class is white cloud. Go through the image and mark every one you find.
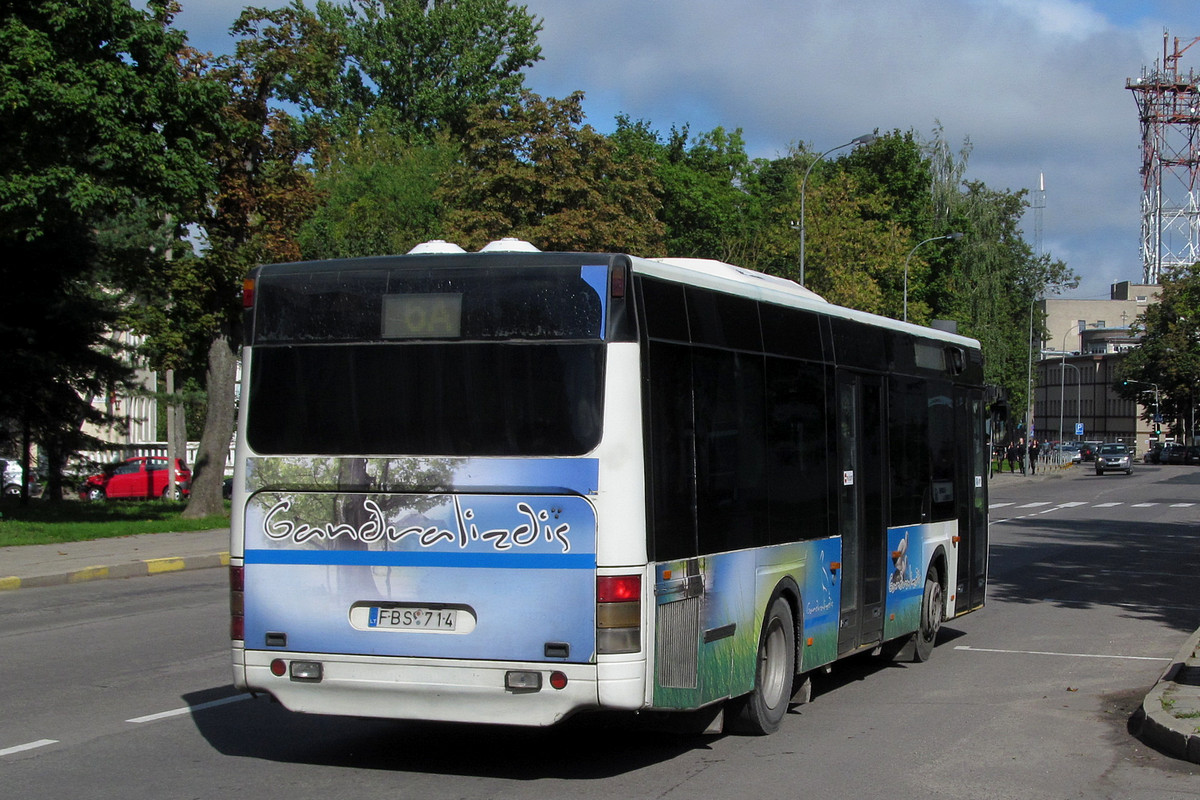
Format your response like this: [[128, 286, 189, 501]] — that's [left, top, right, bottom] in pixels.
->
[[172, 0, 1200, 299]]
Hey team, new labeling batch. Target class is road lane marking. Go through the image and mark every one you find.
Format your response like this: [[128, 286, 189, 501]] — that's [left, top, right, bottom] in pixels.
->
[[989, 502, 1015, 509], [126, 694, 251, 724], [1057, 501, 1087, 507], [1095, 502, 1122, 507], [1017, 502, 1052, 508], [1132, 502, 1158, 507], [0, 739, 58, 757], [955, 645, 1170, 662], [1170, 503, 1195, 508]]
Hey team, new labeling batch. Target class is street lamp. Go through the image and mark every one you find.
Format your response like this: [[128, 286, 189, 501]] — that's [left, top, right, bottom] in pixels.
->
[[903, 232, 964, 322], [798, 134, 876, 286], [1058, 321, 1092, 444]]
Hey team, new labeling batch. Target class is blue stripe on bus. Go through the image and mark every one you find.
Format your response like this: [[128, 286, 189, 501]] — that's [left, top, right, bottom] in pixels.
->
[[244, 549, 596, 569]]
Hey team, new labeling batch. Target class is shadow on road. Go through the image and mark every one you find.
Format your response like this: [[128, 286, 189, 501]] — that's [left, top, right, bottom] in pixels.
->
[[987, 513, 1200, 634], [184, 685, 716, 777]]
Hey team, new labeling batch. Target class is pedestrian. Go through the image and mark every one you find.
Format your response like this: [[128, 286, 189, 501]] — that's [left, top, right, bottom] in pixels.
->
[[1006, 442, 1018, 473], [1017, 438, 1027, 475], [1029, 439, 1040, 474]]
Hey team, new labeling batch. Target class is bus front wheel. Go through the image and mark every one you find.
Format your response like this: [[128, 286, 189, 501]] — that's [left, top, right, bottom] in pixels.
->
[[730, 596, 795, 735], [913, 566, 943, 662]]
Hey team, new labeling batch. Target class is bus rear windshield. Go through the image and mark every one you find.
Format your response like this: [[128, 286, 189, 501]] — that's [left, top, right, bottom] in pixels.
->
[[253, 264, 607, 343], [245, 263, 608, 457]]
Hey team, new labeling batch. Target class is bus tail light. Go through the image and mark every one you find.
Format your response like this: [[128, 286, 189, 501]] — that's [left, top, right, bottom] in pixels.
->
[[242, 278, 256, 309], [230, 565, 245, 641], [596, 574, 641, 654]]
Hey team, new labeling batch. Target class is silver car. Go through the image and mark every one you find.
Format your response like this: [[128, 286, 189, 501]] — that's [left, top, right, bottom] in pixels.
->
[[1095, 443, 1133, 475]]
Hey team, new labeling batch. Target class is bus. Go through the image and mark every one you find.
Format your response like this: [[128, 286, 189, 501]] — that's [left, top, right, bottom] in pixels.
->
[[229, 239, 988, 735]]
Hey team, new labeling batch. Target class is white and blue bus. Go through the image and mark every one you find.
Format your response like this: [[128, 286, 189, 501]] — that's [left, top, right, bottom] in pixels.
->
[[229, 239, 988, 735]]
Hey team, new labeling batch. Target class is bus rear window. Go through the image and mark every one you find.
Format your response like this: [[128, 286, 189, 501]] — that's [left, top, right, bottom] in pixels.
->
[[253, 264, 607, 343]]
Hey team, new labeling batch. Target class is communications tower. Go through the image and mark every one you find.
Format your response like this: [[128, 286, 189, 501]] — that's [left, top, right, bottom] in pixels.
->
[[1127, 31, 1200, 284]]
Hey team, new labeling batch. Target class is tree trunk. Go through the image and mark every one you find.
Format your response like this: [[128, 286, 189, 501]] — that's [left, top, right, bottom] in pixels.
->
[[182, 329, 238, 519]]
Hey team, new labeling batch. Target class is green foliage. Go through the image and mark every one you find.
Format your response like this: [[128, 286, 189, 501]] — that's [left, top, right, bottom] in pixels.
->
[[0, 0, 222, 496], [312, 0, 543, 139], [299, 128, 458, 258], [1117, 263, 1200, 436], [439, 90, 664, 252]]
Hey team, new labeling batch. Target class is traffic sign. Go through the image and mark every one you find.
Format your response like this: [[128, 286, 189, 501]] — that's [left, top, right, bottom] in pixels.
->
[[1074, 422, 1084, 436]]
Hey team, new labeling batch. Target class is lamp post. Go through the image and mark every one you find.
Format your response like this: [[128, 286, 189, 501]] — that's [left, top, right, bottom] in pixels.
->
[[1058, 322, 1090, 444], [903, 232, 963, 322], [799, 134, 876, 286], [1060, 361, 1082, 443]]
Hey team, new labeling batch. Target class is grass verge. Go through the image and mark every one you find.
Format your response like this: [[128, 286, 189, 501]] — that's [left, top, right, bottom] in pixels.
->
[[0, 498, 231, 547]]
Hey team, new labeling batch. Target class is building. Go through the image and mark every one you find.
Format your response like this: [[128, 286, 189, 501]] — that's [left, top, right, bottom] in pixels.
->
[[1031, 283, 1160, 453]]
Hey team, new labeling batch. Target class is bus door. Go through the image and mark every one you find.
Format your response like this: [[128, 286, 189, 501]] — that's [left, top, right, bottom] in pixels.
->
[[836, 372, 887, 655], [955, 387, 989, 611]]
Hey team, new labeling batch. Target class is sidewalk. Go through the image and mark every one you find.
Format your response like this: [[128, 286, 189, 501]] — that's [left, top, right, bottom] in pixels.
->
[[0, 528, 230, 591], [1132, 628, 1200, 763]]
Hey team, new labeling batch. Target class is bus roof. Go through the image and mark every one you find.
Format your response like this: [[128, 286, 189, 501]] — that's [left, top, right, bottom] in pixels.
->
[[628, 253, 980, 351]]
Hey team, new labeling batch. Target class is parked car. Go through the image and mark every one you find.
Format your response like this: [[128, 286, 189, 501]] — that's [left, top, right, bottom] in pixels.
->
[[1, 460, 44, 497], [1161, 442, 1200, 465], [81, 456, 191, 500], [1094, 442, 1133, 475], [1056, 443, 1082, 463], [1143, 443, 1164, 463], [1079, 441, 1102, 462]]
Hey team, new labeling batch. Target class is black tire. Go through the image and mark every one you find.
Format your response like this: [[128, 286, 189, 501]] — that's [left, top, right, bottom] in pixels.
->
[[3, 483, 20, 497], [730, 596, 795, 735], [913, 566, 943, 662]]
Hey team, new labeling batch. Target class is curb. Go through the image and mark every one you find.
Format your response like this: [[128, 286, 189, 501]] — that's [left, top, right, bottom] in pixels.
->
[[1132, 628, 1200, 763], [0, 552, 230, 592]]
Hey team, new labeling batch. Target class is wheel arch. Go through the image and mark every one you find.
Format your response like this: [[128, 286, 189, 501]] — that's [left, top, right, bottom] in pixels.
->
[[765, 576, 804, 674]]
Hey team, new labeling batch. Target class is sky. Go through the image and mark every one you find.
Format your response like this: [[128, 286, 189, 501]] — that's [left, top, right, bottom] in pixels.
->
[[171, 0, 1200, 301]]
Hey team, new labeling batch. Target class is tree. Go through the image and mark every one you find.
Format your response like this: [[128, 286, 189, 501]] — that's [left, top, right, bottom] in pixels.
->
[[1117, 263, 1200, 439], [0, 0, 221, 499], [180, 6, 325, 517], [298, 129, 458, 258], [314, 0, 543, 139], [439, 90, 664, 253]]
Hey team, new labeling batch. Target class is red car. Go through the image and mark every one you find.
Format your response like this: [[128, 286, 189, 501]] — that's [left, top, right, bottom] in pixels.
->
[[82, 457, 191, 501]]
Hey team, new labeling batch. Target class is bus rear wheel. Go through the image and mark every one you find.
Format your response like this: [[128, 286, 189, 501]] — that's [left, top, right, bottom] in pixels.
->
[[730, 596, 795, 735], [913, 566, 943, 662]]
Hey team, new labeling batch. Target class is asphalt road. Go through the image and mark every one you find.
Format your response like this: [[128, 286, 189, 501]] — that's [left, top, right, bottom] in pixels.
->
[[1, 464, 1197, 798]]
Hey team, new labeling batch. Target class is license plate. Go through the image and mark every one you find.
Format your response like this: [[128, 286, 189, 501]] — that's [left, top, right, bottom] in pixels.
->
[[368, 606, 457, 631]]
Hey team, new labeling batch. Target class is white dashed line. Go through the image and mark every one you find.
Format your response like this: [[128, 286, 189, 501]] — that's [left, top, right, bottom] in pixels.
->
[[1017, 502, 1053, 508], [955, 645, 1170, 662], [126, 694, 250, 724], [0, 739, 58, 757]]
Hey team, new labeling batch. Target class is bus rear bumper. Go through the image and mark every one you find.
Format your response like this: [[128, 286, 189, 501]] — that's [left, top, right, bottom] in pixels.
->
[[240, 649, 608, 727]]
